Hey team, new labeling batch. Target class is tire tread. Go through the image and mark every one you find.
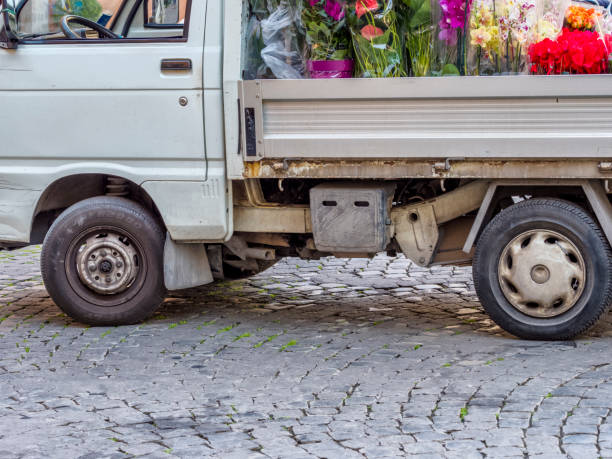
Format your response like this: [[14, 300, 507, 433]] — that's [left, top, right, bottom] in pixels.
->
[[41, 197, 166, 326], [473, 198, 612, 340]]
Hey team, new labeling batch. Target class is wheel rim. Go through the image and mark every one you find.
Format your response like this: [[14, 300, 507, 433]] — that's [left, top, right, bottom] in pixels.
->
[[497, 229, 586, 318], [65, 226, 147, 307], [76, 231, 140, 295]]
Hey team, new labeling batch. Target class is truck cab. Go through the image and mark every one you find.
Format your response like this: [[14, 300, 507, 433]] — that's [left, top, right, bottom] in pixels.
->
[[2, 0, 612, 340], [0, 0, 233, 320]]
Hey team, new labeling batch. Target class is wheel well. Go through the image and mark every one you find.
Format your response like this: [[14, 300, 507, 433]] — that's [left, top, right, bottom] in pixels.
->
[[31, 174, 165, 245], [487, 185, 589, 222], [468, 185, 593, 252]]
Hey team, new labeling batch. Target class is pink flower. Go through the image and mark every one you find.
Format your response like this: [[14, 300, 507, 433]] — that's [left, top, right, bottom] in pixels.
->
[[355, 0, 379, 18], [361, 24, 384, 39], [438, 0, 471, 44], [325, 0, 345, 21], [310, 0, 345, 21], [439, 27, 458, 45]]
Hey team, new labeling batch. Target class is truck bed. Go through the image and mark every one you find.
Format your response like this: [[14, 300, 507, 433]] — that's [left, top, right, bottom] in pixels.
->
[[238, 75, 612, 179]]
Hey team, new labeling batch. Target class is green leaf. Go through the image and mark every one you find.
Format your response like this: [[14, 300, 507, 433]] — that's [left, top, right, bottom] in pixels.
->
[[441, 64, 460, 76], [408, 0, 432, 30]]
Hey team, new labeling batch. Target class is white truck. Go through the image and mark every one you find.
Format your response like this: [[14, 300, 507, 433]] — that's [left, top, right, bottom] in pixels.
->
[[1, 0, 612, 340]]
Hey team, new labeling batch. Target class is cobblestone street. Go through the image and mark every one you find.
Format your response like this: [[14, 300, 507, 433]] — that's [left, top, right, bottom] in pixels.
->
[[2, 248, 612, 458]]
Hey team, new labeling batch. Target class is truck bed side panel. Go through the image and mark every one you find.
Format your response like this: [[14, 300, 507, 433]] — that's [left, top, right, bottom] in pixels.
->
[[240, 76, 612, 163]]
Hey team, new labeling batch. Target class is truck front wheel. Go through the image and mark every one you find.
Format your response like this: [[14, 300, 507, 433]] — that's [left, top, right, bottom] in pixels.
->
[[41, 197, 166, 326], [473, 198, 612, 340]]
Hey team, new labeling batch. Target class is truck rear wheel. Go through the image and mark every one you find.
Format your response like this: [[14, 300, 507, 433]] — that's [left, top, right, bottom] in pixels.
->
[[41, 197, 166, 326], [473, 198, 612, 340]]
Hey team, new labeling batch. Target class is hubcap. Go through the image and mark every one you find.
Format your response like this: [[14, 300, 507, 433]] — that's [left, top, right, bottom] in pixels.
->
[[75, 232, 139, 295], [497, 230, 586, 318]]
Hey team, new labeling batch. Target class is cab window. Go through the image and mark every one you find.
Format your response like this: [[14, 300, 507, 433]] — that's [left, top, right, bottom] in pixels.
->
[[15, 0, 189, 41], [145, 0, 186, 26]]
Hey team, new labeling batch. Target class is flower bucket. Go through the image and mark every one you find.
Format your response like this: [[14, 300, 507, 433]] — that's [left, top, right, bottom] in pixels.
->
[[307, 59, 355, 78]]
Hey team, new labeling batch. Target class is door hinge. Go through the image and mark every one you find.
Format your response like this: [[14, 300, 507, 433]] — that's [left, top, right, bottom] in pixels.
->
[[433, 157, 465, 173], [598, 161, 612, 172]]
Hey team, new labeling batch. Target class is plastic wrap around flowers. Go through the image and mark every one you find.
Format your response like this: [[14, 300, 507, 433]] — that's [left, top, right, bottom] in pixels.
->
[[437, 0, 472, 75], [528, 1, 611, 76], [347, 0, 405, 77], [245, 0, 612, 79], [303, 0, 354, 78], [469, 0, 502, 74]]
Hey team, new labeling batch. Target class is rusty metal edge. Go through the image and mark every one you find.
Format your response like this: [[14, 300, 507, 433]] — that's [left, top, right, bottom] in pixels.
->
[[243, 159, 612, 180]]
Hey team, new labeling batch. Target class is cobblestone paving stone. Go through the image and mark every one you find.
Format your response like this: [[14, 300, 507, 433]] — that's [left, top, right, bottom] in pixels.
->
[[2, 247, 612, 458]]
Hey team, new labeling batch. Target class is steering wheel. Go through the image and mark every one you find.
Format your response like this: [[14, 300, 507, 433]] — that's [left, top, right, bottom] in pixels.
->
[[60, 15, 120, 40]]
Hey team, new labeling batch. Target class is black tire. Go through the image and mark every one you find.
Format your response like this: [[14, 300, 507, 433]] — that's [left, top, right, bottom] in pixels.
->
[[41, 197, 166, 326], [473, 198, 612, 340]]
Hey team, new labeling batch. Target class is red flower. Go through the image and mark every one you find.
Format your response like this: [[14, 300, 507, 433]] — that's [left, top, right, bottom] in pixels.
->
[[355, 0, 379, 18], [360, 24, 384, 40], [529, 29, 609, 75]]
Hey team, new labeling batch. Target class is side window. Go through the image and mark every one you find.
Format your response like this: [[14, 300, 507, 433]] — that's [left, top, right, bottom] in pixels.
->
[[146, 0, 186, 27], [18, 0, 122, 36], [16, 0, 190, 42]]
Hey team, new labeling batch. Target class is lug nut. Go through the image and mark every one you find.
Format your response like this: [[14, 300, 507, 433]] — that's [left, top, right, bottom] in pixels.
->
[[88, 263, 97, 272], [99, 250, 107, 257], [116, 261, 123, 268], [106, 277, 111, 283]]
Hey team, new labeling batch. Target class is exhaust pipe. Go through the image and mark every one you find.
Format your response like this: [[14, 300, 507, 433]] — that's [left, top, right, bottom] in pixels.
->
[[244, 247, 276, 261]]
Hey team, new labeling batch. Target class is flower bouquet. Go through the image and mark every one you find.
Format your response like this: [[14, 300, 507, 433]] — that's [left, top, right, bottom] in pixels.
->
[[468, 0, 502, 74], [406, 26, 435, 75], [346, 0, 405, 77], [436, 0, 472, 74], [495, 0, 538, 73], [467, 0, 541, 75], [397, 0, 435, 76], [535, 0, 570, 41], [529, 27, 610, 74], [303, 0, 355, 78], [565, 4, 600, 31], [245, 0, 305, 80]]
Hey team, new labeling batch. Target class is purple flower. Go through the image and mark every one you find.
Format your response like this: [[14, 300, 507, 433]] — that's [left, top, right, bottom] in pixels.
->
[[438, 0, 472, 44], [324, 0, 345, 21], [308, 0, 345, 21], [439, 27, 458, 45]]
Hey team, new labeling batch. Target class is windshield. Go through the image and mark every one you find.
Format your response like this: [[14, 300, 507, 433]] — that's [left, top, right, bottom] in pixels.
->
[[15, 0, 123, 37]]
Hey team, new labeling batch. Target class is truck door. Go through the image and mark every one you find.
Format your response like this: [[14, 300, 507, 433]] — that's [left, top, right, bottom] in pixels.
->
[[0, 0, 232, 241], [0, 0, 230, 236], [0, 0, 206, 170]]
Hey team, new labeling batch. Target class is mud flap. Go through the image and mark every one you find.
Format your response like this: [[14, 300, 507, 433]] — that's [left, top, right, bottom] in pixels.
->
[[163, 234, 214, 291]]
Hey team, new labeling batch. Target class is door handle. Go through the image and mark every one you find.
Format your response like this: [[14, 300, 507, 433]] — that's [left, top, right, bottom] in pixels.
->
[[161, 59, 192, 71]]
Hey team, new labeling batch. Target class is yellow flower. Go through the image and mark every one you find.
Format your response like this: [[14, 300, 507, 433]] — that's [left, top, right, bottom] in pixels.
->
[[480, 9, 493, 25], [471, 27, 492, 46]]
